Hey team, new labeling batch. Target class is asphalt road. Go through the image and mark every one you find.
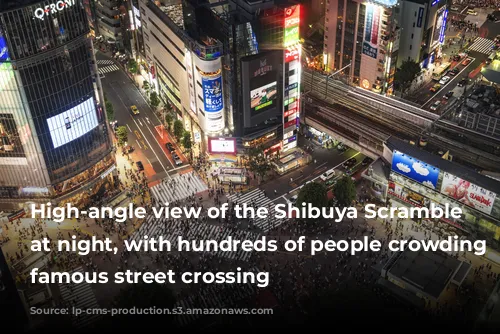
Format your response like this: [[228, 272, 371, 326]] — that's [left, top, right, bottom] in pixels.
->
[[96, 52, 187, 183]]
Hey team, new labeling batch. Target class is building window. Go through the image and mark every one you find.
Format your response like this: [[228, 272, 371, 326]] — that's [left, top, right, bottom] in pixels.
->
[[411, 33, 414, 39], [410, 45, 412, 50], [144, 32, 149, 41], [325, 35, 328, 40], [413, 22, 415, 27], [326, 18, 329, 23], [146, 44, 151, 53], [414, 11, 417, 17]]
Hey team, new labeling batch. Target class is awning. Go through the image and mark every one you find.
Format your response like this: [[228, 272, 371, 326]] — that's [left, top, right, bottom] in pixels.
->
[[208, 153, 237, 163], [481, 60, 500, 84]]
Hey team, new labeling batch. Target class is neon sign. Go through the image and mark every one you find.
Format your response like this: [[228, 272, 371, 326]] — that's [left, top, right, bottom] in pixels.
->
[[34, 0, 75, 20]]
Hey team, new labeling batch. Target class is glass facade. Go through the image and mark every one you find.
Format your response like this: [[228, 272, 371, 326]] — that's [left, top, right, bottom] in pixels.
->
[[0, 0, 112, 201]]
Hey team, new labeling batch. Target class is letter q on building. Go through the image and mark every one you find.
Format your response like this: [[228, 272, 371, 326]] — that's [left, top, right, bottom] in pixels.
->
[[34, 0, 74, 20]]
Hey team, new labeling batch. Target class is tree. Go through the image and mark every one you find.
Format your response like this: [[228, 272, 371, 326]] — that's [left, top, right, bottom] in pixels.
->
[[296, 182, 328, 221], [116, 126, 128, 146], [149, 91, 160, 110], [173, 119, 184, 142], [142, 80, 150, 91], [105, 100, 114, 122], [333, 176, 357, 207], [182, 131, 193, 159], [395, 59, 421, 96], [248, 146, 272, 182], [165, 113, 174, 132], [104, 283, 176, 330], [128, 59, 138, 74]]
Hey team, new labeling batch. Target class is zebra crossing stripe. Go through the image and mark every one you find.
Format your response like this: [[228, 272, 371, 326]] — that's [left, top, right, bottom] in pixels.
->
[[97, 65, 120, 74], [131, 216, 260, 261], [150, 171, 208, 204], [468, 37, 496, 54], [96, 59, 115, 65], [58, 267, 101, 329], [228, 188, 287, 233]]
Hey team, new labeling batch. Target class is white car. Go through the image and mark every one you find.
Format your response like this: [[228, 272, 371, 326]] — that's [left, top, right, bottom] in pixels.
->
[[320, 169, 336, 181], [450, 6, 459, 11], [439, 76, 451, 85], [430, 101, 441, 111]]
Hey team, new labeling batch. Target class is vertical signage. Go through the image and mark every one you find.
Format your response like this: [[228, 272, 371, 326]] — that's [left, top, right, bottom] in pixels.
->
[[439, 10, 448, 44], [416, 7, 424, 28], [202, 75, 223, 112], [362, 4, 378, 59], [282, 5, 301, 152], [184, 51, 197, 114]]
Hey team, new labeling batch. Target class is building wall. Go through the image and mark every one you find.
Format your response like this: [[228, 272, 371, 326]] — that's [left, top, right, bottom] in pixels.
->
[[398, 1, 426, 66], [0, 0, 112, 195]]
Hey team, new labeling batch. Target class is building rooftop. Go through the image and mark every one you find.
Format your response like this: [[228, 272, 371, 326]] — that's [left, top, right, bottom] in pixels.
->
[[387, 248, 462, 300], [160, 4, 185, 30], [386, 136, 500, 195]]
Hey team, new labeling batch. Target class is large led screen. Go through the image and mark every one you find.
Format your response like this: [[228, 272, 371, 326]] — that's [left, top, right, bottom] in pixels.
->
[[432, 7, 447, 46], [47, 98, 99, 149], [441, 172, 497, 215], [391, 150, 440, 189], [208, 137, 236, 154], [250, 81, 278, 113]]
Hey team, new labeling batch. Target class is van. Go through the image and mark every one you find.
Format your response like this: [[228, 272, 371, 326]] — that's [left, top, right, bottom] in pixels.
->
[[320, 169, 336, 181]]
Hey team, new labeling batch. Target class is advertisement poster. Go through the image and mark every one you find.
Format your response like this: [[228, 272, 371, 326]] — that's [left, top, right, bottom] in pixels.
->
[[391, 150, 440, 189], [202, 75, 223, 112], [0, 35, 9, 62], [440, 172, 497, 215], [284, 5, 300, 47], [46, 98, 99, 149], [362, 5, 378, 59], [250, 81, 277, 112], [432, 7, 447, 46]]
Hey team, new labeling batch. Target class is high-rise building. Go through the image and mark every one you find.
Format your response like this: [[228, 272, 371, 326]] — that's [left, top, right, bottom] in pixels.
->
[[138, 0, 300, 154], [397, 0, 448, 68], [323, 0, 400, 94], [95, 0, 124, 48], [0, 0, 114, 210]]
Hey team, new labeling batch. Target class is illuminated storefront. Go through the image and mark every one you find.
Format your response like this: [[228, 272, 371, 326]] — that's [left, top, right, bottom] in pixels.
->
[[282, 5, 301, 153], [384, 139, 500, 255], [0, 0, 114, 209]]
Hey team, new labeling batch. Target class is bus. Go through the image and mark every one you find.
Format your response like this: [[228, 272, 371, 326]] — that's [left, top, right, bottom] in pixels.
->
[[432, 62, 451, 81]]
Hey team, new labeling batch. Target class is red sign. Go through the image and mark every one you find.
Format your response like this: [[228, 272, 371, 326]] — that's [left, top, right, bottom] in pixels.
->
[[285, 47, 299, 63], [284, 108, 297, 118], [284, 119, 297, 129], [285, 5, 300, 19], [371, 6, 380, 45]]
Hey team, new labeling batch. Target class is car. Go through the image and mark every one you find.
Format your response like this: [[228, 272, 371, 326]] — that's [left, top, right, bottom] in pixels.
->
[[448, 68, 459, 76], [451, 55, 461, 62], [458, 78, 468, 87], [173, 156, 183, 166], [172, 152, 179, 159], [320, 169, 336, 181], [450, 5, 459, 11], [361, 157, 373, 166], [342, 157, 357, 169], [289, 194, 298, 204], [430, 84, 441, 92], [430, 100, 441, 111], [337, 143, 346, 151], [136, 161, 144, 171], [488, 14, 497, 21], [439, 76, 451, 85], [467, 9, 478, 16], [165, 142, 175, 152], [130, 105, 139, 115], [443, 91, 454, 100], [462, 58, 472, 66]]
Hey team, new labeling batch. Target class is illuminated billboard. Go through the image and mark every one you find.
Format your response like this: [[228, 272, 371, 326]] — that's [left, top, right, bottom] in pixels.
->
[[46, 98, 99, 149], [441, 172, 497, 215], [432, 7, 448, 46], [0, 36, 9, 62], [391, 150, 440, 189], [202, 75, 223, 112], [284, 5, 300, 47], [362, 4, 380, 59], [250, 81, 278, 113], [208, 137, 236, 154]]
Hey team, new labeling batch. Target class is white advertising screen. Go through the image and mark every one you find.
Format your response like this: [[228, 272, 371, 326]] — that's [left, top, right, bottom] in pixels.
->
[[440, 172, 497, 215], [208, 138, 236, 154], [47, 98, 99, 149]]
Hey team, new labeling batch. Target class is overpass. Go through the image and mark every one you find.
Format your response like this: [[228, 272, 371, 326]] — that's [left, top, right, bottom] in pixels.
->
[[302, 69, 500, 171]]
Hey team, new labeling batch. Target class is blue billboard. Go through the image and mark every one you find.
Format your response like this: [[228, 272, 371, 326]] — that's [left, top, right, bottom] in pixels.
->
[[202, 75, 223, 112], [0, 36, 10, 62], [391, 150, 440, 189]]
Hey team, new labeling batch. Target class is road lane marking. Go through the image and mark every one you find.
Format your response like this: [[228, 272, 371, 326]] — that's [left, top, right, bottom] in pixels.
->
[[144, 122, 175, 168], [136, 140, 142, 149], [126, 124, 132, 132], [132, 117, 171, 179], [421, 57, 476, 107], [138, 119, 143, 126]]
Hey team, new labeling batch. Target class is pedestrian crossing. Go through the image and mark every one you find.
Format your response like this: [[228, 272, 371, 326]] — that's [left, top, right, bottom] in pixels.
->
[[227, 188, 286, 233], [58, 267, 101, 329], [96, 59, 115, 65], [97, 64, 120, 74], [468, 37, 496, 54], [175, 267, 260, 326], [150, 171, 208, 204], [131, 215, 260, 262]]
